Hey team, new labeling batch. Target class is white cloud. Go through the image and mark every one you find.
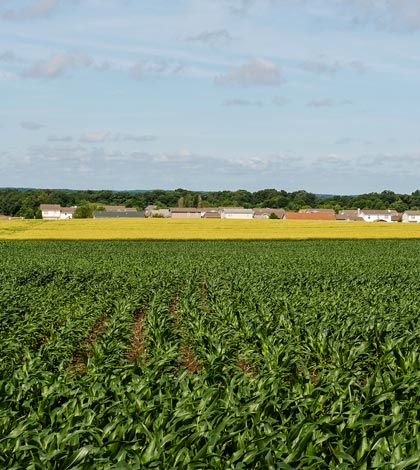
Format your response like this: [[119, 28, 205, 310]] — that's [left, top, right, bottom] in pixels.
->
[[228, 0, 256, 14], [48, 135, 73, 142], [45, 132, 157, 144], [301, 60, 340, 75], [316, 154, 351, 166], [215, 58, 286, 86], [20, 121, 44, 130], [3, 0, 59, 20], [359, 152, 420, 168], [300, 58, 367, 76], [28, 144, 90, 162], [307, 98, 335, 107], [79, 132, 109, 143], [187, 29, 233, 47], [306, 98, 352, 107], [223, 98, 263, 107], [272, 96, 291, 106], [118, 133, 157, 142], [337, 0, 420, 32], [0, 50, 17, 62], [0, 71, 18, 80], [22, 51, 93, 79], [130, 60, 184, 80]]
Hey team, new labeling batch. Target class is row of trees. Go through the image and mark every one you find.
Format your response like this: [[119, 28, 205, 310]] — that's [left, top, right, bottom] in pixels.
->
[[1, 187, 420, 218]]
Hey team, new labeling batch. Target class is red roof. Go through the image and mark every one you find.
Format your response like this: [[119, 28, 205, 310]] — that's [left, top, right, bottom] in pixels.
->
[[283, 212, 336, 220]]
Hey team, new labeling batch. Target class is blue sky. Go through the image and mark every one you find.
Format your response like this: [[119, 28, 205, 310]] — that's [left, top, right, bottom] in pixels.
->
[[1, 0, 420, 193]]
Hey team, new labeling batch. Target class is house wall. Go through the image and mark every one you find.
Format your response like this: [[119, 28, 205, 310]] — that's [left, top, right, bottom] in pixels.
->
[[360, 213, 392, 222], [42, 210, 61, 220], [60, 212, 74, 220], [402, 214, 420, 223], [149, 209, 170, 218], [171, 212, 201, 219], [223, 213, 254, 219]]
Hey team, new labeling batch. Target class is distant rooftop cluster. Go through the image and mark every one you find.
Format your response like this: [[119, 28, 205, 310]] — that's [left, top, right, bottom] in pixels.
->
[[32, 204, 420, 223]]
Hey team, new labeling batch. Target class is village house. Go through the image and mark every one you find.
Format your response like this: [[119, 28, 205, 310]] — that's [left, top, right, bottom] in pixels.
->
[[40, 204, 63, 220], [144, 205, 170, 218], [357, 209, 399, 222], [40, 204, 77, 220], [202, 209, 221, 219], [60, 207, 76, 219], [170, 208, 202, 219], [253, 208, 285, 219], [402, 211, 420, 223], [221, 208, 254, 219], [336, 210, 364, 222]]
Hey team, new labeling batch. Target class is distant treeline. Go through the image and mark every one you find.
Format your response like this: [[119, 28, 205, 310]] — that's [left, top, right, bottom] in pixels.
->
[[1, 187, 420, 218]]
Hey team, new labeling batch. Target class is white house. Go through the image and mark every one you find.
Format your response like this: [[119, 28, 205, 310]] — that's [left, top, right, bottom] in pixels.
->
[[221, 208, 254, 219], [40, 204, 76, 220], [357, 209, 398, 222], [60, 207, 76, 219], [402, 211, 420, 223], [40, 204, 62, 220], [336, 210, 364, 221]]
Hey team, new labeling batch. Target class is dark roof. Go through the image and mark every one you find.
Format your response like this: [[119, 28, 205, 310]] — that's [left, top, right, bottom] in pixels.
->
[[360, 209, 398, 215], [222, 208, 253, 214], [61, 207, 76, 213], [93, 211, 145, 218], [203, 211, 221, 218], [103, 205, 137, 212], [253, 208, 285, 216], [170, 208, 202, 213], [336, 210, 363, 221], [40, 204, 61, 210]]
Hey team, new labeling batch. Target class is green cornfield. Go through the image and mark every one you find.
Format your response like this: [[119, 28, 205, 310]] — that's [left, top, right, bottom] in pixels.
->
[[2, 240, 420, 469]]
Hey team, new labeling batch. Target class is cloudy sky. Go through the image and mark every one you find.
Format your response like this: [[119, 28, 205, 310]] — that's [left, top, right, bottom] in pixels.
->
[[1, 0, 420, 193]]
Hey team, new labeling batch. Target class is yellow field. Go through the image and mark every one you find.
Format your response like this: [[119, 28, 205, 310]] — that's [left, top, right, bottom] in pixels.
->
[[1, 218, 420, 240]]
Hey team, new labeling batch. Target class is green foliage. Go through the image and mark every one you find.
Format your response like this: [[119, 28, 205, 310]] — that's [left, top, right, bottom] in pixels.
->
[[2, 240, 420, 467], [3, 187, 420, 217]]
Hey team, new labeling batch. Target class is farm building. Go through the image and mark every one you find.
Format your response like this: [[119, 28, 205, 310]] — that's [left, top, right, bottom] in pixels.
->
[[202, 210, 221, 219], [402, 211, 420, 223], [170, 208, 202, 219], [221, 208, 254, 219], [144, 206, 171, 218], [253, 208, 285, 219], [103, 205, 137, 212]]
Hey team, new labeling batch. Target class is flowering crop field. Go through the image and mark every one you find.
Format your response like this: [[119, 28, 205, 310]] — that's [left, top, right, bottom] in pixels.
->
[[2, 218, 420, 240], [2, 240, 420, 468]]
